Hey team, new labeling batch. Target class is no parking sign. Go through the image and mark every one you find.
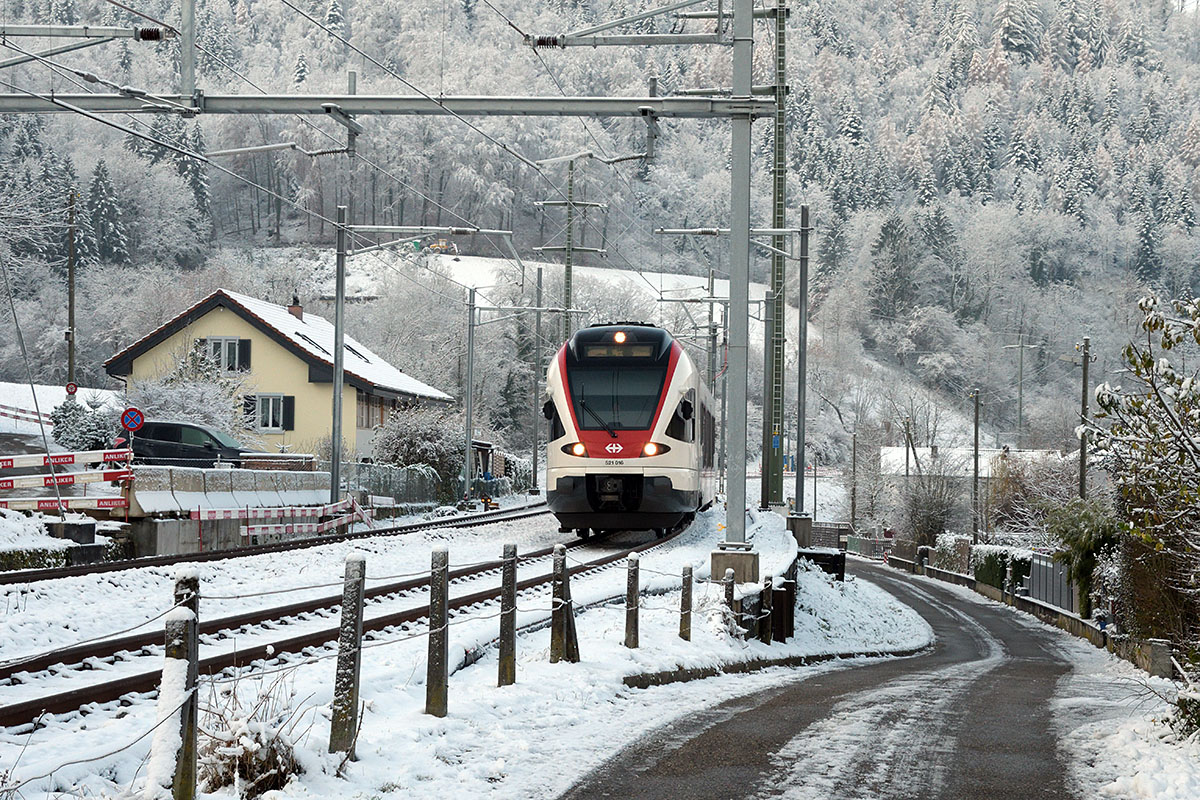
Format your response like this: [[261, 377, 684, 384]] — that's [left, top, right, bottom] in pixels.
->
[[121, 407, 145, 432]]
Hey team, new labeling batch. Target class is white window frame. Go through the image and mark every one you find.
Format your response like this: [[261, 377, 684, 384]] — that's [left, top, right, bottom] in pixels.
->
[[208, 337, 240, 373], [257, 393, 285, 432]]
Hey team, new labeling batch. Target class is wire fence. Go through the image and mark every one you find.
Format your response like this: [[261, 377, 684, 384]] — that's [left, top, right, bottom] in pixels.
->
[[317, 461, 439, 506]]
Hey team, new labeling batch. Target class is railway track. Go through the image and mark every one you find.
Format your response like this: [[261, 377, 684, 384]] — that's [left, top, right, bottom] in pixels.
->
[[0, 501, 551, 586], [0, 519, 693, 729]]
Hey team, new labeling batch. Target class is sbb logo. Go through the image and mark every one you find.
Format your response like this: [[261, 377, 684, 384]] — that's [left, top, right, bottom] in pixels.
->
[[605, 442, 623, 454]]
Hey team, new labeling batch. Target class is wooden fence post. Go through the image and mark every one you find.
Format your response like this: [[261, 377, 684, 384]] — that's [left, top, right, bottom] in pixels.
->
[[550, 544, 580, 663], [624, 555, 639, 649], [498, 543, 517, 687], [426, 546, 449, 717], [149, 593, 198, 800], [329, 554, 366, 756], [758, 576, 773, 644], [679, 565, 692, 641]]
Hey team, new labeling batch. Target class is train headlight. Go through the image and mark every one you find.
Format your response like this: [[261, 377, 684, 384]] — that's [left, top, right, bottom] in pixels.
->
[[560, 442, 587, 457], [642, 442, 670, 456], [614, 331, 627, 343]]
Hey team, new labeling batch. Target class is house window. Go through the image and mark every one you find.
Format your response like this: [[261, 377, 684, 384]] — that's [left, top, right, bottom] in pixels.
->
[[206, 337, 250, 372], [258, 394, 284, 432]]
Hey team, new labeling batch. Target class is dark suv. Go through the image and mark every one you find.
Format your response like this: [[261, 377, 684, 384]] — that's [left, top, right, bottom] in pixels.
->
[[132, 420, 258, 467]]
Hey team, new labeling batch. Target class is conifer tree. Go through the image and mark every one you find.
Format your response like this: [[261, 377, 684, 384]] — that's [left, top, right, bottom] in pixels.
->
[[991, 0, 1042, 65], [325, 0, 345, 37], [1134, 211, 1163, 280], [293, 53, 309, 85], [869, 215, 918, 320], [87, 159, 129, 264]]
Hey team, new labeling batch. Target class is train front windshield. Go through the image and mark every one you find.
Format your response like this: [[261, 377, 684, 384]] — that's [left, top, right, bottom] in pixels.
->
[[568, 365, 666, 432]]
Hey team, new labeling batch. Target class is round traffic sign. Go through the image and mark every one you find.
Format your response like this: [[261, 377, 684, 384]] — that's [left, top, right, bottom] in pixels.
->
[[65, 382, 78, 395], [121, 407, 145, 432]]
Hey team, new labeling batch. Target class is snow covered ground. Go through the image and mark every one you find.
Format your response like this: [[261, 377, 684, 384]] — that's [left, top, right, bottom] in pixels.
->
[[0, 509, 70, 555], [0, 502, 931, 798]]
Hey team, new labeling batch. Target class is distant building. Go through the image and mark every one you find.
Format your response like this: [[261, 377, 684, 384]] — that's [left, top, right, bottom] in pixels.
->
[[105, 289, 452, 456]]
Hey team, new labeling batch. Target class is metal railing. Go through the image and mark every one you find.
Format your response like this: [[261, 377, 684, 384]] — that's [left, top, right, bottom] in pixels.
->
[[318, 461, 439, 505]]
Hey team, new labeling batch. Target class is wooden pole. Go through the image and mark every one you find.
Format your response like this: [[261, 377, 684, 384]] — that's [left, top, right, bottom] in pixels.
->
[[149, 600, 198, 800], [679, 565, 692, 641], [758, 576, 773, 644], [329, 554, 366, 755], [498, 543, 517, 686], [425, 547, 449, 717], [624, 555, 639, 649]]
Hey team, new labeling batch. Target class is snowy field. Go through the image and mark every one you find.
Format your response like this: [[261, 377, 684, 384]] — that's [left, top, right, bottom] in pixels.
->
[[0, 501, 931, 798]]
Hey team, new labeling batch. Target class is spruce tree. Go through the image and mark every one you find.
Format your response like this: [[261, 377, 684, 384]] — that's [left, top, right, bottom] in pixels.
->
[[293, 53, 309, 85], [1134, 211, 1163, 280], [87, 160, 130, 264], [325, 0, 345, 37], [991, 0, 1042, 65], [186, 124, 210, 218], [869, 215, 918, 320]]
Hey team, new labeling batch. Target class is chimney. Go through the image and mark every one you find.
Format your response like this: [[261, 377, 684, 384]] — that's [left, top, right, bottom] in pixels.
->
[[287, 293, 303, 321]]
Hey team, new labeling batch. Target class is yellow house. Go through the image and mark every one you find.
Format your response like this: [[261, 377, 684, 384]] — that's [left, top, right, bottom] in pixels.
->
[[104, 288, 453, 455]]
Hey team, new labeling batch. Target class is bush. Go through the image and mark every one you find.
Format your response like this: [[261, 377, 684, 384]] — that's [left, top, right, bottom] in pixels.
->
[[374, 406, 465, 503], [933, 532, 972, 573], [50, 395, 119, 451], [198, 671, 310, 798], [1046, 499, 1121, 618], [972, 545, 1032, 591]]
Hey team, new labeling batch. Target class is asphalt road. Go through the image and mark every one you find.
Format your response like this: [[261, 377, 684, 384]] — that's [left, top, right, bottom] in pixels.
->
[[560, 560, 1076, 800]]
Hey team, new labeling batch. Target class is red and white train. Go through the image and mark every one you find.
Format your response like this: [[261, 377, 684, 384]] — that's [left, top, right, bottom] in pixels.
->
[[543, 323, 717, 537]]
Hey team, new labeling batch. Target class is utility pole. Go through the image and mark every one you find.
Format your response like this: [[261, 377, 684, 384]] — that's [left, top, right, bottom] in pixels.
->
[[1079, 336, 1090, 500], [763, 0, 788, 506], [904, 416, 911, 478], [564, 160, 575, 341], [531, 268, 544, 494], [330, 206, 347, 504], [760, 289, 775, 510], [792, 205, 810, 516], [717, 0, 753, 559], [1004, 332, 1037, 449], [708, 266, 718, 384], [463, 287, 476, 503], [66, 191, 76, 385], [972, 387, 980, 541], [180, 0, 195, 97], [850, 431, 857, 529]]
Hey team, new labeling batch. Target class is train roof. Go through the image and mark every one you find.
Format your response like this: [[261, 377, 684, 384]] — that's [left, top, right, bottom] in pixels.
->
[[566, 324, 675, 361]]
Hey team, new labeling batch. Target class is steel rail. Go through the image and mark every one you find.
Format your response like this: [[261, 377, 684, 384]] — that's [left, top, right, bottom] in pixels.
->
[[0, 502, 550, 586], [0, 524, 688, 728]]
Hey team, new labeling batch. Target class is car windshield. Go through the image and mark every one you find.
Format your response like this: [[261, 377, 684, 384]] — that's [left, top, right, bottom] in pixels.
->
[[207, 428, 245, 449]]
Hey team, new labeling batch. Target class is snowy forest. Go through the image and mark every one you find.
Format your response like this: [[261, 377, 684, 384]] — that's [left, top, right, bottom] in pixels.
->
[[1, 0, 1200, 466]]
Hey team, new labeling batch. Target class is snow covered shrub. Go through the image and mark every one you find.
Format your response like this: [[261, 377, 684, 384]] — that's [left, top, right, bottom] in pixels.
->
[[374, 405, 465, 503], [1171, 658, 1200, 738], [1088, 294, 1200, 649], [972, 545, 1032, 591], [1044, 499, 1120, 618], [50, 394, 118, 451], [933, 533, 972, 573], [197, 672, 311, 798]]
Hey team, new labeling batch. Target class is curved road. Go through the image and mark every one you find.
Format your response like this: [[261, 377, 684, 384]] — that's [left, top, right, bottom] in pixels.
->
[[561, 560, 1077, 800]]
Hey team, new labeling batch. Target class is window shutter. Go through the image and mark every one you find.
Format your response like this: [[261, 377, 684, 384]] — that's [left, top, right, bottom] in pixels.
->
[[282, 396, 295, 431], [238, 339, 252, 370], [242, 395, 257, 427]]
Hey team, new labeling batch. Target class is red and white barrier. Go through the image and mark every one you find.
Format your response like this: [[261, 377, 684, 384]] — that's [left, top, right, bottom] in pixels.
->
[[190, 497, 353, 521], [0, 496, 128, 511], [0, 449, 132, 471], [0, 468, 132, 491], [0, 403, 53, 427], [239, 507, 372, 539]]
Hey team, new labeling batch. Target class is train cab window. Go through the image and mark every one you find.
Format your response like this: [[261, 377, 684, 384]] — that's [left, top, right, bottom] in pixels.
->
[[567, 366, 666, 432], [543, 400, 566, 441], [665, 391, 695, 443]]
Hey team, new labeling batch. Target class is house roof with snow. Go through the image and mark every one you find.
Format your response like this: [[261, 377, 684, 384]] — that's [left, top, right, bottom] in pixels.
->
[[104, 289, 452, 403]]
